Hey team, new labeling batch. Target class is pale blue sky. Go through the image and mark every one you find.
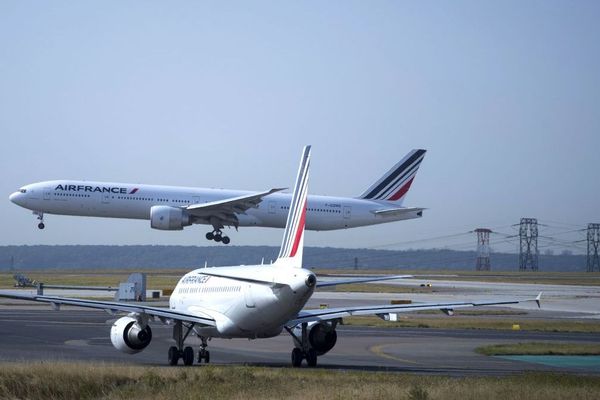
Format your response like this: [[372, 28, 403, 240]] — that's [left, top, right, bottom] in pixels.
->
[[1, 1, 598, 253]]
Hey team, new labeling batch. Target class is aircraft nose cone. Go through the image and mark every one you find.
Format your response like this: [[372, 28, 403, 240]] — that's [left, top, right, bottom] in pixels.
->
[[9, 192, 22, 205]]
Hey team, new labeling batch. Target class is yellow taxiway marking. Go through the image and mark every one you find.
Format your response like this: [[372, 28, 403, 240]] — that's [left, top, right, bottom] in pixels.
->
[[369, 344, 419, 364]]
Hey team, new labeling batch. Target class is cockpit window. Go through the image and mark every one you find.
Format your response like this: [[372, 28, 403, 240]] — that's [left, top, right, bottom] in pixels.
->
[[19, 189, 26, 193]]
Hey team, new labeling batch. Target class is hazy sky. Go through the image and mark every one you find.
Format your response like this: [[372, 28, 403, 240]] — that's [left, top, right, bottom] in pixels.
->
[[1, 1, 598, 253]]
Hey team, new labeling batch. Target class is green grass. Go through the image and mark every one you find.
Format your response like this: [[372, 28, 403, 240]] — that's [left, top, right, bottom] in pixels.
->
[[318, 283, 432, 293], [0, 272, 180, 290], [314, 269, 600, 286], [3, 269, 599, 291], [343, 315, 600, 333], [476, 342, 600, 356], [0, 362, 599, 400]]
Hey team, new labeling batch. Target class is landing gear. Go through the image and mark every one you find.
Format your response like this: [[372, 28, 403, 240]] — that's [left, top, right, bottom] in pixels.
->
[[289, 347, 318, 368], [286, 322, 318, 368], [205, 230, 230, 244], [168, 346, 179, 366], [34, 212, 45, 229], [182, 346, 194, 366], [197, 336, 210, 363], [168, 322, 211, 366], [169, 321, 197, 366], [291, 348, 303, 367], [206, 217, 231, 244], [306, 348, 318, 367]]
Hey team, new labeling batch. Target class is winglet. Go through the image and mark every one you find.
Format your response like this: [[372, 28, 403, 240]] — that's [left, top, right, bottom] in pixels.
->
[[275, 145, 311, 268], [535, 292, 542, 308]]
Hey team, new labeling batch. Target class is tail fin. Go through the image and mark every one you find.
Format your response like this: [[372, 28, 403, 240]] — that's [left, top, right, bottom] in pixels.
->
[[359, 149, 426, 204], [274, 145, 311, 268]]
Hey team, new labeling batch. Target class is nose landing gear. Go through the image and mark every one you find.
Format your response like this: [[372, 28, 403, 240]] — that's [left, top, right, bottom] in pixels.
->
[[34, 212, 45, 229], [197, 337, 210, 363]]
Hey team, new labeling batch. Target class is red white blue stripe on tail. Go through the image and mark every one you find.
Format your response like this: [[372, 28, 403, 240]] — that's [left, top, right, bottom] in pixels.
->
[[276, 145, 311, 268], [359, 149, 426, 204]]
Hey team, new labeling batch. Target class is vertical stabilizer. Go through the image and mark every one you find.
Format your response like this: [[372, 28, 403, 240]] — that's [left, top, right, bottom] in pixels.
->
[[275, 145, 311, 268], [359, 149, 426, 205]]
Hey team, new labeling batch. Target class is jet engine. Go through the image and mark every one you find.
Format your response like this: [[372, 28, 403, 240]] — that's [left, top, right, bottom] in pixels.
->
[[293, 321, 337, 356], [150, 205, 192, 230], [110, 316, 152, 354]]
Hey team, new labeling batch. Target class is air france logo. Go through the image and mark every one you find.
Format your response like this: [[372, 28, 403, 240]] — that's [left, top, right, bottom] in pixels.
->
[[55, 184, 139, 194], [182, 275, 211, 285]]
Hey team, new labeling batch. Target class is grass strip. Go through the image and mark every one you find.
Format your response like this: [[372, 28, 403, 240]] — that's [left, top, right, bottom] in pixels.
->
[[476, 342, 600, 356], [343, 315, 600, 333], [0, 362, 599, 400]]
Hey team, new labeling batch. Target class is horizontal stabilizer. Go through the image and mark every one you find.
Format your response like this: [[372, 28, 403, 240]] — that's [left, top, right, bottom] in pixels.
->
[[373, 207, 425, 217], [198, 268, 288, 288]]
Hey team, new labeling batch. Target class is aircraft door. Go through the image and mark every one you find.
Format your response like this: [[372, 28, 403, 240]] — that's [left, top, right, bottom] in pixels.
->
[[268, 201, 276, 214], [101, 193, 110, 204], [343, 206, 352, 219], [43, 187, 51, 201], [244, 285, 256, 308]]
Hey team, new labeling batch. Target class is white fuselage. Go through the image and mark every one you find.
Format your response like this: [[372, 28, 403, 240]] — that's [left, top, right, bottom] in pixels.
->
[[169, 265, 315, 339], [9, 180, 422, 231]]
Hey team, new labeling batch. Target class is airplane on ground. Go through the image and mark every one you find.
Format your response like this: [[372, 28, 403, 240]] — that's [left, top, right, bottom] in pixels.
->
[[1, 146, 540, 367], [9, 149, 427, 244]]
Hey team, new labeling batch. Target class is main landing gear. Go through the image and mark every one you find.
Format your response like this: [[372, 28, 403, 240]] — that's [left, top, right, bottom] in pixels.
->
[[286, 323, 318, 368], [205, 230, 230, 244], [34, 211, 45, 229], [168, 321, 211, 366]]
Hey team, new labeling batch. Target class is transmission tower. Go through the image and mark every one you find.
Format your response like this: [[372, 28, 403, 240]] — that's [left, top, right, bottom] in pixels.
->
[[587, 223, 600, 272], [519, 218, 538, 271], [474, 228, 492, 271]]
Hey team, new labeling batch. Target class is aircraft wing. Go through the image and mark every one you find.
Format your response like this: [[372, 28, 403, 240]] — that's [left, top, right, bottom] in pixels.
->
[[287, 293, 542, 325], [316, 275, 412, 288], [185, 188, 285, 221], [0, 291, 216, 326]]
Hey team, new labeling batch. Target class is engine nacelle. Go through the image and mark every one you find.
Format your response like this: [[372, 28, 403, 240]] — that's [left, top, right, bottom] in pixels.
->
[[110, 316, 152, 354], [293, 321, 338, 356], [150, 205, 191, 230]]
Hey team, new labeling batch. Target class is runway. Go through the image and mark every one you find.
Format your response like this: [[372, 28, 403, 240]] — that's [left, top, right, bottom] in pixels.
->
[[0, 308, 597, 376]]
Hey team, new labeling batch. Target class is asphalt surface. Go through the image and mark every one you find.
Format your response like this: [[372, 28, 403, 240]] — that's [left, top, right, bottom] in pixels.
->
[[0, 307, 598, 376]]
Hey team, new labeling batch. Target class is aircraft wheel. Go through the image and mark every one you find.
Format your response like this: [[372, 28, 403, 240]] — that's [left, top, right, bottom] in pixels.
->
[[221, 236, 230, 245], [198, 349, 210, 363], [306, 349, 318, 367], [168, 346, 180, 366], [291, 348, 303, 367], [183, 346, 194, 366], [38, 223, 45, 230], [214, 234, 222, 242], [206, 232, 214, 240]]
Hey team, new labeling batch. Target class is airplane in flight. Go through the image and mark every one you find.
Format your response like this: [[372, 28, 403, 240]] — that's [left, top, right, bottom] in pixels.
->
[[1, 146, 540, 367], [9, 149, 427, 244]]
